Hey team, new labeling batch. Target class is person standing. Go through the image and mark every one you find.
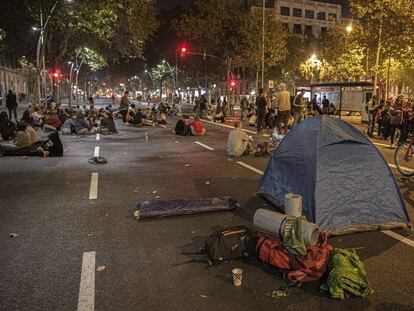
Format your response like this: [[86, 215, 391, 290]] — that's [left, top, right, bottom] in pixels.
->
[[389, 100, 402, 148], [292, 89, 306, 125], [311, 94, 323, 115], [366, 95, 379, 137], [6, 90, 18, 121], [255, 88, 268, 134], [240, 96, 249, 121], [275, 83, 291, 135], [321, 96, 330, 115], [119, 91, 130, 124]]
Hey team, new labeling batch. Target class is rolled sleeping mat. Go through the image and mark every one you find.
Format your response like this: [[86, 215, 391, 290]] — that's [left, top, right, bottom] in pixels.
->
[[284, 193, 302, 217], [253, 209, 320, 246]]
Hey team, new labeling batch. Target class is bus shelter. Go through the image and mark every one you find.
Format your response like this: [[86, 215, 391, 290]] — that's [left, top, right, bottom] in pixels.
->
[[308, 82, 374, 121]]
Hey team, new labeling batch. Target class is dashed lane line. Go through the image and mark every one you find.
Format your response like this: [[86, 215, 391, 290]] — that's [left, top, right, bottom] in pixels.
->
[[94, 146, 100, 158], [89, 173, 99, 200], [77, 251, 96, 311], [236, 161, 264, 175], [96, 134, 100, 141], [382, 230, 414, 248], [195, 141, 215, 151]]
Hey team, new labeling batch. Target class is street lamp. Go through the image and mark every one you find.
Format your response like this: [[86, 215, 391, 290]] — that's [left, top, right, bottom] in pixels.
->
[[346, 25, 353, 34]]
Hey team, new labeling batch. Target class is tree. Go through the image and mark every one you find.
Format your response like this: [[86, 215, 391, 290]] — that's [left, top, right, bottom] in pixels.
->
[[151, 63, 176, 97], [300, 23, 366, 82], [237, 9, 288, 80], [350, 0, 414, 94], [0, 28, 6, 54], [174, 0, 288, 88]]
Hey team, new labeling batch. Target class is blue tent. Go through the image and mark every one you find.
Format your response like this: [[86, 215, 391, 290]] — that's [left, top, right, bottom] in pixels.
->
[[257, 116, 409, 235]]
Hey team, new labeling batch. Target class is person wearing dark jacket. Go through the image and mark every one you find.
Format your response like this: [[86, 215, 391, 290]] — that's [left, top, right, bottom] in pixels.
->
[[255, 88, 268, 134], [6, 90, 18, 121], [0, 111, 15, 141], [175, 115, 189, 136]]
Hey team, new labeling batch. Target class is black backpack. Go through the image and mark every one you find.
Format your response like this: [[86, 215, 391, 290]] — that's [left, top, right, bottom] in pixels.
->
[[204, 226, 257, 265], [47, 131, 63, 157]]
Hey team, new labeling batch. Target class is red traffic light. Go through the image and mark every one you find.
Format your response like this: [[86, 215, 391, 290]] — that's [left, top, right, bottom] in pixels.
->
[[230, 80, 236, 87], [50, 69, 61, 80], [179, 44, 189, 57]]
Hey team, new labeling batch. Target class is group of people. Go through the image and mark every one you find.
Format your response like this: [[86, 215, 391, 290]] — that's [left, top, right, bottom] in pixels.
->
[[366, 95, 414, 147], [174, 115, 206, 136], [0, 109, 63, 157], [251, 86, 333, 135], [119, 91, 176, 127]]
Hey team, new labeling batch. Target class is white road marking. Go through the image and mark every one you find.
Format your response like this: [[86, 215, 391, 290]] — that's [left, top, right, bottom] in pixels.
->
[[372, 142, 392, 148], [382, 230, 414, 248], [89, 173, 99, 200], [159, 124, 167, 129], [94, 146, 100, 157], [195, 141, 215, 151], [200, 119, 269, 137], [236, 161, 264, 175], [96, 134, 100, 141], [77, 251, 96, 311]]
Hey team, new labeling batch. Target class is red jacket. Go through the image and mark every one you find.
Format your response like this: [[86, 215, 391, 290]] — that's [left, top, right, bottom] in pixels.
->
[[187, 120, 204, 133]]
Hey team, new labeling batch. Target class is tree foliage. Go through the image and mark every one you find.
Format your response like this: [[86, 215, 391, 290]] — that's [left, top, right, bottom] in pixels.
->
[[174, 0, 288, 82]]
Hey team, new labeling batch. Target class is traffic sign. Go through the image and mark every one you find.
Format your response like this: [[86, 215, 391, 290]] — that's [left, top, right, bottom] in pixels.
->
[[268, 80, 274, 89]]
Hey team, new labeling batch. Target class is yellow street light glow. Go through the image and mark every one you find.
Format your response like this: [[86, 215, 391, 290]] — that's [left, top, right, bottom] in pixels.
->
[[346, 25, 353, 33]]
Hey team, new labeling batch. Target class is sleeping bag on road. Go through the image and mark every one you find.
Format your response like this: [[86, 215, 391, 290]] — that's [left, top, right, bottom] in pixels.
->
[[134, 197, 239, 220]]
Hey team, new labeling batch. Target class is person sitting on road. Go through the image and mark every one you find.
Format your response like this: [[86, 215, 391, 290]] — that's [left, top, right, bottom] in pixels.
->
[[0, 111, 16, 141], [74, 113, 92, 135], [158, 112, 167, 125], [129, 108, 146, 127], [175, 115, 190, 136], [62, 115, 76, 135], [187, 115, 206, 136], [26, 117, 39, 143], [213, 105, 225, 123], [44, 112, 62, 132], [58, 109, 69, 125], [99, 112, 117, 134], [227, 121, 255, 157], [87, 105, 98, 126], [145, 110, 158, 126], [0, 121, 31, 154]]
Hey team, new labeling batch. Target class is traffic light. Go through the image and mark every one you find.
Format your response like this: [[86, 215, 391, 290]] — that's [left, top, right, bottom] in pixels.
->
[[50, 69, 61, 80], [230, 80, 236, 87], [179, 44, 189, 57]]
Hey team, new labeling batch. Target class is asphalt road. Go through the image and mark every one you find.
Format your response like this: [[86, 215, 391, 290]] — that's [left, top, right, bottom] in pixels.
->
[[0, 99, 413, 311]]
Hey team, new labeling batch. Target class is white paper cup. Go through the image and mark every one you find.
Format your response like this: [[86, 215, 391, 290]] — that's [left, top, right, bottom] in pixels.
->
[[232, 268, 243, 286]]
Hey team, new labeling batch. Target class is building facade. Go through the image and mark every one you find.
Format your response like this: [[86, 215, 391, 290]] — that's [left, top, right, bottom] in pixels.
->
[[272, 0, 343, 38]]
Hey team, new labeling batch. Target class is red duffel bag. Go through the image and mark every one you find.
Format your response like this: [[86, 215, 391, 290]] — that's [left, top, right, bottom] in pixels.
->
[[256, 231, 333, 286]]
